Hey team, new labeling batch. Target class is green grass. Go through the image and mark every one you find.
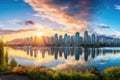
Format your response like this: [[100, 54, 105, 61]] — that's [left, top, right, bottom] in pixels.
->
[[0, 66, 98, 80], [0, 66, 120, 80]]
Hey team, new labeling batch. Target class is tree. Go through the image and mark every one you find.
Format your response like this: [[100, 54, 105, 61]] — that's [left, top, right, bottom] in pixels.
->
[[9, 58, 17, 68]]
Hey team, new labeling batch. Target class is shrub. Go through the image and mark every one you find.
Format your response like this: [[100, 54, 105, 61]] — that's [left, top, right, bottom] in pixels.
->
[[103, 66, 120, 80], [9, 58, 17, 68], [1, 65, 120, 80], [12, 66, 27, 74], [0, 66, 11, 74]]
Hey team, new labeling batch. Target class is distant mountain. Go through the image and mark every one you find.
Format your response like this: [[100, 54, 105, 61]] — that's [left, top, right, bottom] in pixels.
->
[[98, 35, 114, 40], [6, 38, 25, 44]]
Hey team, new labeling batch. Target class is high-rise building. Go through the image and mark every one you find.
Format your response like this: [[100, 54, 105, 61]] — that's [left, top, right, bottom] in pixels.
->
[[80, 36, 83, 44], [88, 35, 91, 44], [50, 36, 54, 45], [71, 36, 75, 45], [84, 31, 89, 44], [64, 34, 68, 46], [54, 34, 58, 45], [91, 33, 95, 44], [67, 35, 71, 46], [59, 35, 63, 46], [114, 38, 120, 46], [75, 32, 80, 46], [30, 36, 33, 46]]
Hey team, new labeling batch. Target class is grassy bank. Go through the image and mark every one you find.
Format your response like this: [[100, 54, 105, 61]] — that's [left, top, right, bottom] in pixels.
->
[[0, 65, 120, 80]]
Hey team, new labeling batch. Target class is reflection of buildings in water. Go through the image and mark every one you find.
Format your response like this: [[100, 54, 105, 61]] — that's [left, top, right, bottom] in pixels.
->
[[64, 48, 69, 59], [54, 48, 58, 59], [70, 48, 74, 56], [67, 48, 70, 56], [34, 49, 37, 58], [30, 49, 33, 57], [26, 49, 29, 55], [114, 49, 117, 54], [91, 48, 95, 59], [102, 49, 120, 55], [48, 49, 51, 55], [41, 50, 46, 58], [59, 48, 63, 57], [26, 49, 46, 58], [116, 49, 120, 53], [75, 47, 81, 60], [25, 47, 120, 61], [51, 48, 54, 56], [84, 48, 90, 61], [96, 48, 100, 56]]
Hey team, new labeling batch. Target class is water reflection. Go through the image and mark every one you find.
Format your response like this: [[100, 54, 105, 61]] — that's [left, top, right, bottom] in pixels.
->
[[23, 47, 120, 61], [3, 47, 120, 71]]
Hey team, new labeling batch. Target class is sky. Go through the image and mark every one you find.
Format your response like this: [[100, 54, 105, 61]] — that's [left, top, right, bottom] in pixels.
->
[[0, 0, 120, 42]]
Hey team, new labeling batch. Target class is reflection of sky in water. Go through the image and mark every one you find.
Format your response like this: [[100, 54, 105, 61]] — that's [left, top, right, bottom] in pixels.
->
[[5, 47, 120, 71]]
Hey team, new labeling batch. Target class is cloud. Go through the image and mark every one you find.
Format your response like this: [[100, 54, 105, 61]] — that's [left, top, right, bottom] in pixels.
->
[[8, 19, 21, 24], [33, 23, 68, 36], [114, 5, 120, 10], [8, 19, 35, 26], [0, 23, 5, 27], [98, 24, 110, 29], [53, 56, 93, 71], [25, 20, 35, 25], [0, 28, 36, 35], [95, 24, 120, 38], [24, 0, 102, 33]]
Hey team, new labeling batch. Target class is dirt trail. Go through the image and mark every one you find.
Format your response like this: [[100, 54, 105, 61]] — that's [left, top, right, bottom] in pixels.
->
[[0, 74, 31, 80]]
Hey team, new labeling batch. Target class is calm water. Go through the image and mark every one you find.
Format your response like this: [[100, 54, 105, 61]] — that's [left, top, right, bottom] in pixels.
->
[[3, 47, 120, 71]]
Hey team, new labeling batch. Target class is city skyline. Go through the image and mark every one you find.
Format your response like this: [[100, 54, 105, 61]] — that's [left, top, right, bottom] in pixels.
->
[[0, 0, 120, 42], [6, 31, 120, 47]]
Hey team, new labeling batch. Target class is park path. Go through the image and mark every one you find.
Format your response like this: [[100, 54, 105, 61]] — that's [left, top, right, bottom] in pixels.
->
[[0, 74, 31, 80]]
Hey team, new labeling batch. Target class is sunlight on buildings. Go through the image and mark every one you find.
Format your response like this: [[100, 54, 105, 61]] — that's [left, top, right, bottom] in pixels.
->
[[35, 32, 43, 38], [37, 52, 42, 58]]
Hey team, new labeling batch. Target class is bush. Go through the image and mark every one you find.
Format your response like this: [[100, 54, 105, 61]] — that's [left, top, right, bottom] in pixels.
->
[[12, 66, 27, 74], [0, 66, 11, 74], [9, 58, 17, 68], [103, 66, 120, 80], [1, 65, 120, 80], [81, 72, 99, 80]]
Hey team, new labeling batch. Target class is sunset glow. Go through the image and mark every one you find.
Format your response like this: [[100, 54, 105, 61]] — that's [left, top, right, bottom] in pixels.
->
[[1, 1, 120, 79], [0, 0, 120, 41], [35, 32, 43, 38]]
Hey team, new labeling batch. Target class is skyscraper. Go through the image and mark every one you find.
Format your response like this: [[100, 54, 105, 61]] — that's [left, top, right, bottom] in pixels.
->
[[59, 35, 63, 46], [75, 32, 80, 46], [91, 33, 95, 44], [67, 35, 71, 46], [80, 36, 83, 44], [54, 34, 58, 45], [64, 34, 68, 46], [84, 31, 89, 44], [50, 36, 54, 45], [71, 36, 75, 46]]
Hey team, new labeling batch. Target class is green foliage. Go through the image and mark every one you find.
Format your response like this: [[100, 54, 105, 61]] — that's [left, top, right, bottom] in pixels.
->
[[103, 66, 120, 80], [0, 65, 120, 80], [88, 67, 104, 79], [0, 66, 11, 74], [0, 40, 4, 66], [9, 58, 17, 68]]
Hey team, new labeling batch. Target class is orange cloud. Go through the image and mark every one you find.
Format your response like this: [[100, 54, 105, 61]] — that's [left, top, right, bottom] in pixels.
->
[[0, 28, 36, 35], [24, 0, 94, 34]]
